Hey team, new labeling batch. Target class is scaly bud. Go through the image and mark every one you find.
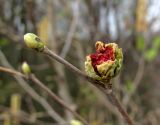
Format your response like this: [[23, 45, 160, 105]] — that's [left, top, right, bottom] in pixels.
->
[[22, 62, 31, 75], [24, 33, 45, 52], [85, 41, 123, 83]]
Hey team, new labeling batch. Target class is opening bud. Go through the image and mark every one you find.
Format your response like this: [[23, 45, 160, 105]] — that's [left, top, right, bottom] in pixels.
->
[[85, 41, 123, 83]]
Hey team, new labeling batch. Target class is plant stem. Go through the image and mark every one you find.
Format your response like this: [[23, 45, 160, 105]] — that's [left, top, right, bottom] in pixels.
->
[[43, 47, 85, 78], [0, 67, 25, 77], [43, 47, 135, 125], [0, 66, 89, 125], [109, 92, 134, 125], [29, 74, 89, 125], [99, 86, 135, 125]]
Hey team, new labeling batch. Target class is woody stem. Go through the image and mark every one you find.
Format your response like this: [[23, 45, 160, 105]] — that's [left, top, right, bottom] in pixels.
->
[[42, 47, 135, 125]]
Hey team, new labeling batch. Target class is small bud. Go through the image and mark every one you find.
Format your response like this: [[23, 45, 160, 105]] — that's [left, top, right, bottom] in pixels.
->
[[22, 62, 31, 75], [70, 119, 83, 125], [85, 41, 123, 83], [24, 33, 45, 52]]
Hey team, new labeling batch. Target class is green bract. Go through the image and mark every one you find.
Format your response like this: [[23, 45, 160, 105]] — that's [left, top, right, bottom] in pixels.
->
[[85, 41, 123, 83], [22, 62, 31, 75], [24, 33, 45, 52]]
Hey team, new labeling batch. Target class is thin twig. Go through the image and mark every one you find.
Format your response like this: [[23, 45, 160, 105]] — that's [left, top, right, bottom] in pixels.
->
[[28, 74, 89, 125], [0, 105, 62, 125], [0, 51, 66, 123], [123, 57, 144, 105], [47, 0, 75, 121], [0, 66, 89, 125], [60, 0, 79, 58], [43, 47, 135, 125], [44, 47, 104, 87], [0, 67, 25, 77], [102, 89, 135, 125]]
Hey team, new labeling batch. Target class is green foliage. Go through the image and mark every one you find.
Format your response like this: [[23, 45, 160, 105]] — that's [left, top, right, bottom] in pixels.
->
[[135, 36, 160, 61], [136, 36, 145, 51], [145, 48, 158, 61], [153, 36, 160, 49], [144, 36, 160, 61]]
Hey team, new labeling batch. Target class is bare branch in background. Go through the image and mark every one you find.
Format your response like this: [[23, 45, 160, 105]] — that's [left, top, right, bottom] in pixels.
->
[[42, 47, 135, 125], [0, 65, 89, 125], [0, 50, 66, 124], [0, 21, 20, 42], [60, 0, 79, 58], [123, 57, 145, 106], [46, 0, 75, 121]]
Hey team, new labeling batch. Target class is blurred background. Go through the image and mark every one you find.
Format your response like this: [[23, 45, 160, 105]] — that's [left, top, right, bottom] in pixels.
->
[[0, 0, 160, 125]]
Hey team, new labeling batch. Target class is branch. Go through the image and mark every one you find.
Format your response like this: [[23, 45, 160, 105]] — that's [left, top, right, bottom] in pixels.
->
[[28, 74, 89, 125], [74, 41, 122, 119], [60, 0, 79, 58], [123, 57, 144, 105], [46, 0, 75, 120], [0, 105, 62, 125], [43, 47, 135, 125], [0, 51, 65, 124], [0, 67, 25, 77], [0, 66, 89, 125]]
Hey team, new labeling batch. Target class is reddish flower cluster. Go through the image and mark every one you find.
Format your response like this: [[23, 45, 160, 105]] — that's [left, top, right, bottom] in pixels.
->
[[85, 41, 123, 83], [90, 46, 115, 76]]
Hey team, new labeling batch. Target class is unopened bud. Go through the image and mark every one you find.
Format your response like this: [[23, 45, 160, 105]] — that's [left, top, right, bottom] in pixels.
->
[[24, 33, 45, 52], [22, 62, 31, 75], [70, 119, 83, 125]]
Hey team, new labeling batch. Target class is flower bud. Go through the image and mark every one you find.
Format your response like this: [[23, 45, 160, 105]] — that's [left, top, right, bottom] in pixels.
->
[[85, 41, 123, 83], [24, 33, 45, 52], [70, 119, 83, 125], [22, 62, 31, 75]]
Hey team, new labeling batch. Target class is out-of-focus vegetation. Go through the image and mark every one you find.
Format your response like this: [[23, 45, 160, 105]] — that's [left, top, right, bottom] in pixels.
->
[[0, 0, 160, 125]]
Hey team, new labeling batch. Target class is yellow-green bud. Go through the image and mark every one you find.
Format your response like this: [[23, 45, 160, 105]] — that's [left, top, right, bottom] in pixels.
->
[[24, 33, 45, 52], [70, 119, 83, 125], [22, 62, 31, 75], [85, 41, 123, 83]]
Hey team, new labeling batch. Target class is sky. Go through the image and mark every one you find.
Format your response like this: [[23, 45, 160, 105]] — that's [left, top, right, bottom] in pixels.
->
[[108, 0, 160, 40]]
